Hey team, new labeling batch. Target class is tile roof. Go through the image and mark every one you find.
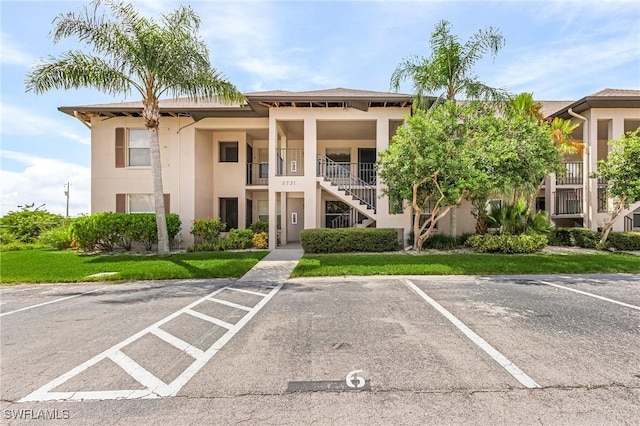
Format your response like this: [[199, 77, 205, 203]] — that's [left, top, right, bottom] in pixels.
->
[[588, 88, 640, 97]]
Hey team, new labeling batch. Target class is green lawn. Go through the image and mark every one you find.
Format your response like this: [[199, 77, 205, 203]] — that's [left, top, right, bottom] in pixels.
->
[[291, 252, 640, 277], [0, 250, 268, 284]]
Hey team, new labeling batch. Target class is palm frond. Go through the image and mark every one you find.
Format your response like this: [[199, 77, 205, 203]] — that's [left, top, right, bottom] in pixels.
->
[[25, 51, 133, 95]]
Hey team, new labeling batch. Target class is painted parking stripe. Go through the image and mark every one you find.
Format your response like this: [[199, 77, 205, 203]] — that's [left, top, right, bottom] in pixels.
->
[[19, 284, 282, 402], [150, 328, 204, 358], [403, 279, 540, 389], [185, 308, 234, 329], [538, 280, 640, 311], [206, 296, 253, 311], [0, 287, 107, 317], [225, 287, 268, 297]]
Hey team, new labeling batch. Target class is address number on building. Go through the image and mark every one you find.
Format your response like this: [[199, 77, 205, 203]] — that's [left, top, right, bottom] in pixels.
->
[[282, 180, 296, 186]]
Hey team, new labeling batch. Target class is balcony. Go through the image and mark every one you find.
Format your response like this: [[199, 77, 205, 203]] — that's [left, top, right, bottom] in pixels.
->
[[556, 162, 583, 185], [553, 189, 583, 215], [276, 148, 304, 176], [246, 163, 268, 186]]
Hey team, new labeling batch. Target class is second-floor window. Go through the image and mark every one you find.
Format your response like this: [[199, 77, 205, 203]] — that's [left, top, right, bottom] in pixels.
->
[[220, 141, 238, 162], [128, 129, 150, 167]]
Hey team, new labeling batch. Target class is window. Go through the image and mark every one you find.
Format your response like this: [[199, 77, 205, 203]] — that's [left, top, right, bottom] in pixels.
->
[[116, 194, 170, 213], [128, 194, 154, 213], [220, 142, 238, 162], [634, 213, 640, 229], [128, 129, 150, 166], [220, 198, 238, 229]]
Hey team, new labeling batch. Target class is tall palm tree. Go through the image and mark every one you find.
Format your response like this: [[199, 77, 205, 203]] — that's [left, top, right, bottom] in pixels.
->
[[26, 0, 245, 256], [390, 20, 509, 110], [390, 20, 509, 236]]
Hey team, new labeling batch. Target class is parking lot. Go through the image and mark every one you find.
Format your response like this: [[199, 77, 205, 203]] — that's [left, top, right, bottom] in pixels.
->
[[1, 273, 639, 425]]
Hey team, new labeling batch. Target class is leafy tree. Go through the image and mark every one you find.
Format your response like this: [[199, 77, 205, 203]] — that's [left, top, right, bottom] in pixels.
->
[[390, 20, 510, 236], [590, 129, 640, 247], [378, 102, 485, 250], [25, 1, 244, 256], [390, 19, 509, 110], [467, 102, 563, 232]]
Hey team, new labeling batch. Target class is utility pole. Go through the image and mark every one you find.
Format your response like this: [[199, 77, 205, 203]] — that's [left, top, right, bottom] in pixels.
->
[[64, 182, 70, 218]]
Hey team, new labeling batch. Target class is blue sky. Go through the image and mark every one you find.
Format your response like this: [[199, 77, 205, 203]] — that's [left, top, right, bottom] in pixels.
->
[[1, 0, 639, 216]]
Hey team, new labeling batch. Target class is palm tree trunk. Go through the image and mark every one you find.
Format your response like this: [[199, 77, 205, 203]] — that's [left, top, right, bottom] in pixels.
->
[[148, 126, 170, 256]]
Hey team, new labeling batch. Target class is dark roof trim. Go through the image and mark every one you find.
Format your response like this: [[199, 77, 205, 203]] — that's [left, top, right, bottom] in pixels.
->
[[551, 95, 640, 118]]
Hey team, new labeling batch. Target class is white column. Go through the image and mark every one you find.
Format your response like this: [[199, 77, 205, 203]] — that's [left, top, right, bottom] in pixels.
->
[[268, 116, 277, 249], [376, 118, 390, 217], [303, 117, 317, 230], [280, 193, 287, 245]]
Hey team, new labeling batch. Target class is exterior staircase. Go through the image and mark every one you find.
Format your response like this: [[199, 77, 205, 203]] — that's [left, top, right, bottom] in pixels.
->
[[317, 154, 377, 225]]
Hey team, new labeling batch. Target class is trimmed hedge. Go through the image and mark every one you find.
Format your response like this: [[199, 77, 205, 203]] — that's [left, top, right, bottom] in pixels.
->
[[71, 212, 181, 252], [552, 227, 600, 248], [300, 228, 400, 253], [466, 233, 548, 254], [607, 232, 640, 251], [226, 229, 254, 249]]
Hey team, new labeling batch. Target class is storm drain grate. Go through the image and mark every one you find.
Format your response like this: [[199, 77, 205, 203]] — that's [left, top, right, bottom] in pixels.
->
[[287, 380, 371, 393]]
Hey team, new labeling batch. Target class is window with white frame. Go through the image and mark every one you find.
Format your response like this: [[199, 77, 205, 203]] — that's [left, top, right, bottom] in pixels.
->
[[128, 194, 154, 213], [128, 129, 150, 167]]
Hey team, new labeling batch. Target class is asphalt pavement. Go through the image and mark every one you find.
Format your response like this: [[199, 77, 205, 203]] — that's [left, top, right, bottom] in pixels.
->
[[1, 262, 639, 425]]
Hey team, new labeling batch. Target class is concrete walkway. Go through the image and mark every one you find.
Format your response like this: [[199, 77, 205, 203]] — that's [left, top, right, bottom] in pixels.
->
[[236, 249, 304, 284]]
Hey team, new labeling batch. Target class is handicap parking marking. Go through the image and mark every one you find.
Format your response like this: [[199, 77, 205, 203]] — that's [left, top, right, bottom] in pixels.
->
[[403, 278, 541, 389], [18, 283, 282, 403], [537, 280, 640, 311]]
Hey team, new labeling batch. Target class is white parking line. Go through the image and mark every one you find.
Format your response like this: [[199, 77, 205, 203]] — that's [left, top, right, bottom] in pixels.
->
[[0, 287, 107, 317], [403, 279, 540, 389], [19, 283, 282, 402], [538, 280, 640, 311]]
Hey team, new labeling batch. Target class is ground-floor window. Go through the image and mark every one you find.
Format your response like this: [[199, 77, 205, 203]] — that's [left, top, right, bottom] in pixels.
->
[[535, 197, 546, 212], [220, 198, 238, 229], [634, 213, 640, 229]]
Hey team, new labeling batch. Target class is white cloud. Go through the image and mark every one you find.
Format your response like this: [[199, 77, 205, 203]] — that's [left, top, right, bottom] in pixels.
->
[[492, 32, 639, 99], [0, 32, 37, 67], [0, 103, 90, 145], [1, 150, 91, 216]]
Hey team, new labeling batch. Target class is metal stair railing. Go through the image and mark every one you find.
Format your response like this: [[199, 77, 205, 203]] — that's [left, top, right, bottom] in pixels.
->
[[317, 154, 376, 211]]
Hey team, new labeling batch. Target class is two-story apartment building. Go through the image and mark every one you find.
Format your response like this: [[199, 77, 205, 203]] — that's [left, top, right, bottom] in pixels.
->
[[60, 88, 640, 249]]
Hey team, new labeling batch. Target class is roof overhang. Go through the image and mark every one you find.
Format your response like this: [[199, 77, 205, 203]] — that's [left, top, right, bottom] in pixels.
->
[[551, 95, 640, 119]]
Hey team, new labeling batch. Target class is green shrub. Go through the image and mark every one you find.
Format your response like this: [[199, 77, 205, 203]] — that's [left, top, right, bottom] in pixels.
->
[[191, 218, 226, 243], [607, 232, 640, 251], [487, 200, 553, 236], [0, 242, 49, 252], [187, 239, 228, 252], [71, 213, 181, 252], [226, 229, 254, 249], [422, 233, 459, 250], [249, 220, 269, 234], [252, 231, 268, 249], [38, 223, 73, 250], [466, 233, 548, 254], [552, 228, 600, 248], [300, 228, 400, 253], [0, 205, 65, 243]]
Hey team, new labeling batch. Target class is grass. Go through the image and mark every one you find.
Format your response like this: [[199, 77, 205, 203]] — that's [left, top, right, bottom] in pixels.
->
[[291, 252, 640, 277], [0, 250, 268, 284]]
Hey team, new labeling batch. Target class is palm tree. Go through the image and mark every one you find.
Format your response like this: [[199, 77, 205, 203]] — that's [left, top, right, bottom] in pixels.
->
[[510, 92, 543, 122], [25, 0, 244, 256], [390, 20, 509, 110], [390, 20, 510, 236]]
